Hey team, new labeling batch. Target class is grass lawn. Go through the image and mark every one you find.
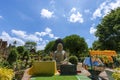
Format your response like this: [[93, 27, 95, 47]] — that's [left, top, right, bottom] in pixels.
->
[[30, 75, 91, 80]]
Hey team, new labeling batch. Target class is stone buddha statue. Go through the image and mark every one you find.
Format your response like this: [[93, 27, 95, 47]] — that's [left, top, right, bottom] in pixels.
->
[[54, 43, 67, 69]]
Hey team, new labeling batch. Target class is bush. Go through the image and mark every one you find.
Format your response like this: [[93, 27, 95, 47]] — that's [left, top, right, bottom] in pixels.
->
[[112, 68, 120, 80], [14, 70, 24, 80], [7, 49, 18, 65], [69, 56, 78, 65], [22, 50, 29, 61], [42, 56, 53, 61], [0, 67, 14, 80]]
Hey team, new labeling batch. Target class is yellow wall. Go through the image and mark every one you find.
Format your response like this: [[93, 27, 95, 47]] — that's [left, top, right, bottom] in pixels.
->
[[28, 61, 57, 76]]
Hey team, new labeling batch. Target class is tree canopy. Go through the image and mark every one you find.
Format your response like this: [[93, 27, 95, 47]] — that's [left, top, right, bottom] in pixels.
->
[[24, 41, 37, 51], [7, 49, 18, 65], [44, 40, 55, 53], [63, 34, 88, 56], [44, 34, 88, 56], [93, 7, 120, 51], [16, 46, 25, 54]]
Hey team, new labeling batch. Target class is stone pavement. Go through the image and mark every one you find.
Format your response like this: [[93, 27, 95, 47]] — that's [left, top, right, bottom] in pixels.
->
[[77, 63, 110, 80], [22, 68, 31, 80], [22, 63, 111, 80]]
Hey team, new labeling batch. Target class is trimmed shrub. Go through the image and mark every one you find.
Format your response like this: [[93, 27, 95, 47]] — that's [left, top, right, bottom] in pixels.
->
[[0, 67, 14, 80], [69, 56, 78, 65], [7, 49, 18, 65], [42, 56, 53, 61]]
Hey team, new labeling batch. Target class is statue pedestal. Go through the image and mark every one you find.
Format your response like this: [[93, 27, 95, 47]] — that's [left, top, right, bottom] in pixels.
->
[[60, 64, 77, 75]]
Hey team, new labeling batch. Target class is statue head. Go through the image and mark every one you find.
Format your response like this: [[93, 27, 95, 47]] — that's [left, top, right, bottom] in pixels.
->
[[57, 43, 63, 51]]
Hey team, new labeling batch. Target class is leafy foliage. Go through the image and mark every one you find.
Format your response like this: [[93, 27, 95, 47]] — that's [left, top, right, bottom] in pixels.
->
[[44, 34, 88, 57], [63, 34, 88, 56], [93, 7, 120, 51], [22, 50, 29, 61], [44, 40, 55, 53], [112, 68, 120, 80], [7, 49, 18, 65], [42, 56, 53, 61], [69, 56, 78, 65], [0, 67, 14, 80], [24, 41, 37, 51], [16, 46, 25, 54]]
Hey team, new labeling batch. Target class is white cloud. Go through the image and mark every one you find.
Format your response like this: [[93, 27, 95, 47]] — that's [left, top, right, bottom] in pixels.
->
[[37, 45, 46, 50], [12, 29, 26, 38], [92, 0, 120, 19], [92, 9, 102, 19], [70, 7, 77, 12], [90, 24, 97, 34], [41, 9, 54, 19], [45, 27, 52, 33], [26, 34, 40, 42], [35, 27, 58, 39], [37, 40, 49, 50], [12, 29, 41, 42], [0, 31, 25, 46], [0, 27, 58, 50], [69, 8, 84, 23], [35, 32, 47, 37], [12, 38, 25, 46], [69, 12, 84, 23], [49, 34, 54, 38], [86, 39, 90, 43]]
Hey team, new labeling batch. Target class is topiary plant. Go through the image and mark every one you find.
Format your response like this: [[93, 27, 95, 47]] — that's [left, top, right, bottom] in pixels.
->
[[69, 56, 78, 65], [7, 49, 18, 66], [42, 56, 53, 61]]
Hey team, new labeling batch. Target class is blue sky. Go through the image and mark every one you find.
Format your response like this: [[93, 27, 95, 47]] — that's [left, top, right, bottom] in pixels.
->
[[0, 0, 120, 50]]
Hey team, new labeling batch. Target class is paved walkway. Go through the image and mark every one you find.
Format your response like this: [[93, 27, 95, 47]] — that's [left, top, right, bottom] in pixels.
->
[[77, 63, 109, 80], [22, 68, 31, 80], [22, 63, 111, 80]]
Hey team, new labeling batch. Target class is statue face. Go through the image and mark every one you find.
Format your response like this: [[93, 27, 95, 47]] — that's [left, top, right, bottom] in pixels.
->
[[57, 43, 63, 51]]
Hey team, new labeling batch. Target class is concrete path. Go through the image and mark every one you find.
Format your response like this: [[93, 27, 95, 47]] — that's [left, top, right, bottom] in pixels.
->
[[22, 68, 31, 80], [77, 63, 109, 80]]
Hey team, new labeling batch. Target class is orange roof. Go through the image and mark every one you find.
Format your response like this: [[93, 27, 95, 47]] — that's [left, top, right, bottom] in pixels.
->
[[89, 50, 117, 56]]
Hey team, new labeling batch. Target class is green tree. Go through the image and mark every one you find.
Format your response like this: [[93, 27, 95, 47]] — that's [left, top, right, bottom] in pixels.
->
[[69, 56, 78, 65], [44, 35, 88, 57], [16, 46, 25, 54], [22, 50, 30, 67], [7, 49, 18, 65], [63, 34, 88, 57], [13, 40, 17, 46], [22, 50, 29, 61], [44, 40, 55, 54], [16, 46, 25, 59], [94, 7, 120, 51], [92, 41, 101, 50], [24, 41, 37, 51], [37, 50, 44, 56]]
